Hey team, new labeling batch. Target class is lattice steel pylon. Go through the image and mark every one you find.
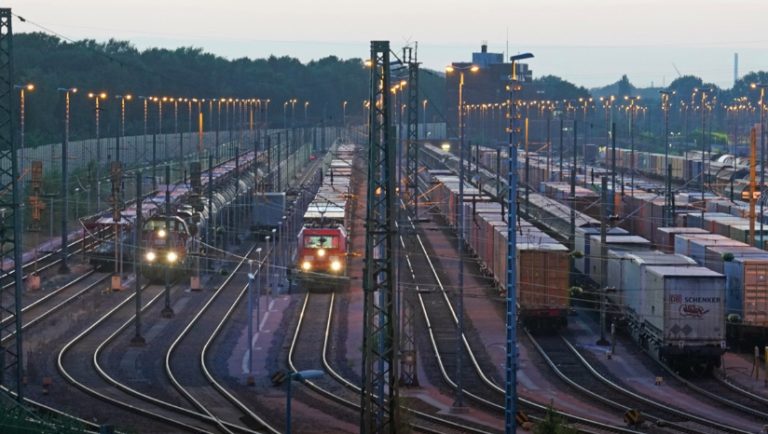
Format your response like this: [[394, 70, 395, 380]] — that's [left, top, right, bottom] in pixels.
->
[[0, 8, 24, 401], [404, 45, 419, 216], [398, 44, 419, 389], [361, 40, 400, 433]]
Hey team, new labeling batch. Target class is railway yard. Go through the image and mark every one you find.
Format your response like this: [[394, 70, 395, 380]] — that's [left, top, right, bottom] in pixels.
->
[[1, 12, 768, 433], [6, 124, 768, 433]]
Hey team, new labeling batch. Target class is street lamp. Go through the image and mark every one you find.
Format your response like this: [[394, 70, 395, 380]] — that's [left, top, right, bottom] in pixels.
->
[[56, 87, 77, 274], [304, 101, 310, 124], [660, 90, 675, 226], [342, 100, 348, 126], [138, 96, 150, 166], [14, 83, 33, 239], [283, 100, 289, 129], [507, 51, 534, 434], [114, 94, 132, 163], [285, 369, 324, 434], [444, 62, 478, 411], [696, 87, 713, 224], [87, 91, 108, 213], [624, 95, 641, 196]]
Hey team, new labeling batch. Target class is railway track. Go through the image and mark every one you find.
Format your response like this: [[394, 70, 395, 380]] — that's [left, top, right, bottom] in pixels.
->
[[634, 337, 768, 424], [529, 332, 753, 434], [287, 291, 495, 433], [0, 271, 106, 336], [402, 205, 639, 433], [165, 244, 279, 434], [57, 283, 215, 432]]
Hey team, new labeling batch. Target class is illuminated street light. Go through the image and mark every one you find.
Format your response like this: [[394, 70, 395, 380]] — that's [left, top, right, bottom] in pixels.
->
[[444, 62, 479, 411]]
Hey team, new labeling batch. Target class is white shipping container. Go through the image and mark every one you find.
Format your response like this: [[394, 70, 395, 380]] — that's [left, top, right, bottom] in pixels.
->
[[642, 266, 725, 347]]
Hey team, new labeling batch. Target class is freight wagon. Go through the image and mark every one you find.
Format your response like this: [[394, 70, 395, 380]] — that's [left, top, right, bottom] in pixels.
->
[[422, 171, 571, 330], [637, 266, 726, 373]]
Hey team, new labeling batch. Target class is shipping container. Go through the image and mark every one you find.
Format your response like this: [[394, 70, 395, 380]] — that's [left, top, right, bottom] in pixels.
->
[[605, 251, 697, 317], [724, 258, 768, 326], [641, 266, 725, 366], [588, 235, 651, 283], [655, 227, 709, 253]]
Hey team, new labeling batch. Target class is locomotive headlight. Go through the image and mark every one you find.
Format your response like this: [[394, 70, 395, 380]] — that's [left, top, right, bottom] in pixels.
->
[[302, 261, 312, 271], [157, 229, 167, 238], [167, 251, 179, 263], [331, 260, 342, 272], [145, 251, 156, 262], [317, 248, 326, 257]]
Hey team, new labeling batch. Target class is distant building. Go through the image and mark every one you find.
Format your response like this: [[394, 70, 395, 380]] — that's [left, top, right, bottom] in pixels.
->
[[446, 43, 533, 146]]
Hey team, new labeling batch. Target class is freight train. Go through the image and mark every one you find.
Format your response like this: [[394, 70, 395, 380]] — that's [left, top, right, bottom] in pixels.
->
[[419, 142, 727, 371], [421, 170, 571, 329], [294, 144, 356, 291], [141, 214, 194, 282], [89, 150, 259, 279]]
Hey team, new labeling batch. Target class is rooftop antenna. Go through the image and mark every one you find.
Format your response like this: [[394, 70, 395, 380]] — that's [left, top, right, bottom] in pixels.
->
[[505, 27, 509, 61]]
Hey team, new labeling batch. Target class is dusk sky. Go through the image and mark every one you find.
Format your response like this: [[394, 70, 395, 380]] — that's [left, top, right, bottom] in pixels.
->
[[7, 0, 767, 88]]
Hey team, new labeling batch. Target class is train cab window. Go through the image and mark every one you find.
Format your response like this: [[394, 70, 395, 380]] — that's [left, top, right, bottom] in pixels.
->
[[304, 235, 336, 249]]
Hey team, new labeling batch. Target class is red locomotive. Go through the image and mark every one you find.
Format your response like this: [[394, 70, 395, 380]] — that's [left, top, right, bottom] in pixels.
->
[[295, 145, 355, 291]]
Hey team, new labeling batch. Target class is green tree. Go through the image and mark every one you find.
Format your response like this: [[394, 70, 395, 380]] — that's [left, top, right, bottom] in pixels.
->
[[534, 404, 579, 434], [13, 32, 445, 147], [533, 75, 590, 101]]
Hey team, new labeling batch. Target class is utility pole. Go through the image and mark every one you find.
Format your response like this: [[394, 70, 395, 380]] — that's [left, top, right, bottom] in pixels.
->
[[110, 162, 123, 291], [161, 165, 174, 318], [660, 90, 673, 227], [611, 122, 616, 216], [207, 155, 214, 274], [400, 44, 419, 388], [58, 87, 75, 274], [749, 128, 757, 245], [361, 40, 399, 433], [559, 117, 564, 181], [597, 176, 609, 346], [570, 121, 577, 277], [0, 8, 25, 400], [506, 52, 533, 434], [405, 45, 420, 219], [277, 132, 282, 191], [190, 161, 202, 290], [131, 170, 145, 346]]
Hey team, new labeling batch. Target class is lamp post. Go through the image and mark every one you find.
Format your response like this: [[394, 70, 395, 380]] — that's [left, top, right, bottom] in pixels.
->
[[247, 248, 262, 386], [87, 92, 108, 214], [445, 63, 478, 410], [507, 51, 534, 434], [285, 370, 324, 434], [697, 88, 712, 226], [57, 87, 77, 273], [752, 83, 767, 247], [14, 83, 33, 240], [660, 90, 674, 226], [138, 96, 150, 166], [304, 101, 310, 124], [624, 95, 640, 196], [114, 94, 132, 163], [342, 100, 348, 126], [422, 99, 428, 136], [283, 101, 289, 129]]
